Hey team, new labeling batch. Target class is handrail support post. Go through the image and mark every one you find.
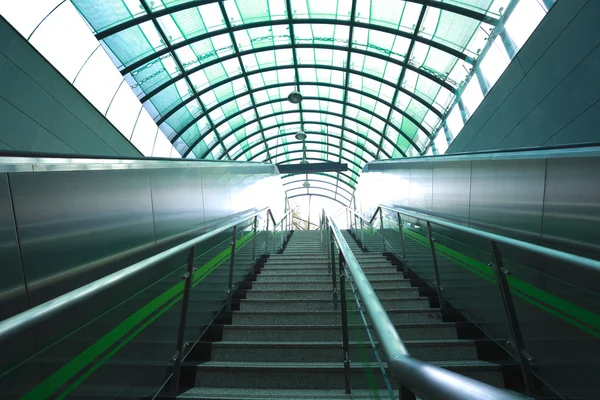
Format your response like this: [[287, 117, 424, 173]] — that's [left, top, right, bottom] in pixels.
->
[[426, 222, 446, 313], [251, 216, 257, 268], [170, 245, 195, 396], [379, 208, 387, 252], [397, 212, 408, 269], [338, 250, 352, 394], [265, 215, 270, 254], [490, 241, 537, 394], [226, 225, 238, 312], [330, 228, 338, 311]]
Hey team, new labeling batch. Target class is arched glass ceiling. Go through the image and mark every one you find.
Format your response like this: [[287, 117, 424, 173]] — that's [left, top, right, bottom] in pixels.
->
[[72, 0, 504, 159], [25, 0, 548, 204]]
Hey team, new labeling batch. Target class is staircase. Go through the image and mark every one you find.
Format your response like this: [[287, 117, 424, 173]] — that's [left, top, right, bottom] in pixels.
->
[[179, 229, 520, 399]]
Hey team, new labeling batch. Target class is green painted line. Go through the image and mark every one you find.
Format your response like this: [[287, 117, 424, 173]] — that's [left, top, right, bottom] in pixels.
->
[[56, 295, 183, 400], [22, 233, 254, 400], [402, 229, 600, 336]]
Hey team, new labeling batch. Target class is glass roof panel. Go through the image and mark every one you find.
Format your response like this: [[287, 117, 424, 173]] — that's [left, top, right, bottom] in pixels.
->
[[56, 0, 547, 187]]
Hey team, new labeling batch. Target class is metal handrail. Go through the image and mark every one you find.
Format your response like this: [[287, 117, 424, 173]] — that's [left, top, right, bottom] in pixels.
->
[[274, 208, 293, 228], [325, 215, 521, 400], [347, 206, 372, 226], [376, 204, 600, 274], [0, 207, 270, 343]]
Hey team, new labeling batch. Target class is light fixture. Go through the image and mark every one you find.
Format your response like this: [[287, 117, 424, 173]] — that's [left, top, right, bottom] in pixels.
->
[[295, 131, 307, 141], [300, 159, 309, 164], [287, 90, 303, 104], [303, 181, 310, 188]]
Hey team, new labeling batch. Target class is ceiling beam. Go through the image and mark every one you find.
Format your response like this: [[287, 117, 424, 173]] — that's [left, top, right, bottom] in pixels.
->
[[96, 0, 497, 40], [139, 0, 227, 159], [232, 136, 377, 163], [119, 18, 473, 75], [377, 4, 428, 159], [218, 2, 272, 161], [277, 162, 348, 174], [191, 109, 410, 159]]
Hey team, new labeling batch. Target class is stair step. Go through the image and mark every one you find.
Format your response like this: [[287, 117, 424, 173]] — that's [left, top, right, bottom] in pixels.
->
[[178, 387, 394, 399], [238, 297, 430, 312], [210, 340, 478, 362], [245, 288, 419, 300], [193, 361, 507, 390], [221, 323, 458, 341], [231, 309, 442, 325], [251, 279, 412, 290]]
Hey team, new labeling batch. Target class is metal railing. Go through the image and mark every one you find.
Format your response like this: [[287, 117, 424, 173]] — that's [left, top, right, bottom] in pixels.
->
[[0, 205, 288, 396], [267, 208, 293, 252], [320, 211, 522, 399], [346, 203, 600, 396]]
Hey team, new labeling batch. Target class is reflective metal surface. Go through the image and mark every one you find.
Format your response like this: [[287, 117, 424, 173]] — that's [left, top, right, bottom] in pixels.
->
[[0, 174, 27, 320], [358, 147, 600, 255], [325, 215, 521, 400], [470, 159, 546, 238], [0, 156, 284, 398]]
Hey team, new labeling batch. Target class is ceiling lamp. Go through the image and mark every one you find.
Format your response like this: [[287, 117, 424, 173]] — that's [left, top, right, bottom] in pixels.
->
[[295, 131, 307, 141], [287, 90, 303, 104], [300, 159, 309, 164], [303, 181, 310, 188]]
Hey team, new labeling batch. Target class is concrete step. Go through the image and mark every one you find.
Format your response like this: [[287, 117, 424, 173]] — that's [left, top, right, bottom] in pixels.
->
[[245, 288, 419, 300], [238, 297, 430, 312], [193, 361, 507, 390], [251, 279, 412, 290], [259, 265, 397, 274], [210, 339, 478, 363], [178, 387, 394, 399], [231, 309, 442, 325], [221, 323, 458, 342]]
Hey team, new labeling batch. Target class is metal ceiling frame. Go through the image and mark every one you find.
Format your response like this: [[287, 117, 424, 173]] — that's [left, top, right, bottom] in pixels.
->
[[117, 18, 475, 76], [96, 0, 496, 41], [186, 107, 413, 159], [150, 61, 443, 125], [288, 192, 348, 207], [77, 0, 505, 194], [203, 120, 399, 164], [231, 136, 377, 163], [267, 148, 363, 171], [218, 1, 272, 160], [210, 109, 404, 159], [377, 4, 427, 159], [283, 178, 354, 199], [174, 83, 429, 156], [282, 171, 357, 187], [281, 160, 359, 185], [139, 0, 229, 159], [337, 0, 358, 202], [286, 185, 351, 204]]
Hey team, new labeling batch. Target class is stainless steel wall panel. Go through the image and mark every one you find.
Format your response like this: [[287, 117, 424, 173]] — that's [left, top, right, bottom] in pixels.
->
[[542, 157, 600, 251], [0, 174, 28, 319], [469, 159, 545, 237], [356, 146, 600, 256], [408, 168, 433, 211], [432, 162, 471, 220], [9, 169, 156, 306], [201, 166, 231, 227], [151, 167, 205, 243]]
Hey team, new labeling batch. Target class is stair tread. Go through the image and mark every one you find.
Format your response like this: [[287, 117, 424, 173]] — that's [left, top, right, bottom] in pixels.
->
[[222, 322, 455, 329], [233, 308, 440, 315], [195, 360, 508, 370], [179, 387, 393, 399], [212, 339, 477, 347]]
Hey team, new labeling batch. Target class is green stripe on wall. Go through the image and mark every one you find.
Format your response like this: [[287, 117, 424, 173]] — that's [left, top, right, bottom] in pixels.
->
[[22, 232, 254, 400], [402, 229, 600, 337]]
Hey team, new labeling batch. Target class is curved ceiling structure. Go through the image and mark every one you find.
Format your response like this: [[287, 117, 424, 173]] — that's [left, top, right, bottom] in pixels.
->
[[70, 0, 516, 204]]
